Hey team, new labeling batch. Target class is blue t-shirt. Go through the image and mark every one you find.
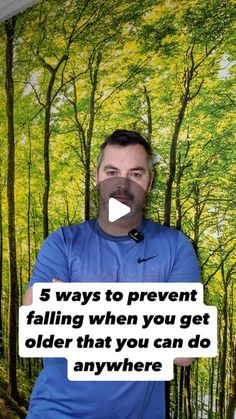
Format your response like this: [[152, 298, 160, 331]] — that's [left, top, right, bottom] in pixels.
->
[[26, 218, 200, 419]]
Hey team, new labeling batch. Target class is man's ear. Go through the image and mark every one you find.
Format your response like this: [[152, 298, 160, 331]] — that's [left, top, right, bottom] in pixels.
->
[[147, 171, 154, 193]]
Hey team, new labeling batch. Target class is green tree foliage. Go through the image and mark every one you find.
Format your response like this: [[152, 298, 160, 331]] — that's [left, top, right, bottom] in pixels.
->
[[0, 0, 235, 417]]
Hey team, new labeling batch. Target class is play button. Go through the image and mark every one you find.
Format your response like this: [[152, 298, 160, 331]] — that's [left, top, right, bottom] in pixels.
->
[[108, 197, 131, 222]]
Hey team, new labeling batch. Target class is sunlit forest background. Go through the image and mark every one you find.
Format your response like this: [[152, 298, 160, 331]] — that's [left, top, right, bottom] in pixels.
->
[[0, 0, 235, 418]]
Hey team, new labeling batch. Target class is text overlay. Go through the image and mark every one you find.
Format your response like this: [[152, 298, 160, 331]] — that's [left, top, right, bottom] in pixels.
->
[[19, 283, 217, 381]]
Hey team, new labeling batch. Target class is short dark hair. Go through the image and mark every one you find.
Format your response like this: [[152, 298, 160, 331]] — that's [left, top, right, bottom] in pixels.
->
[[97, 129, 153, 171]]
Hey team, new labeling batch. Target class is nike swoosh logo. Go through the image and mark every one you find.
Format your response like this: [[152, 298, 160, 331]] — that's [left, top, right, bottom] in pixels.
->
[[137, 255, 158, 264]]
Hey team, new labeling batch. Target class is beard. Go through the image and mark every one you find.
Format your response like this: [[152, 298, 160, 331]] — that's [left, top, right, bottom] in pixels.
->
[[97, 179, 146, 220]]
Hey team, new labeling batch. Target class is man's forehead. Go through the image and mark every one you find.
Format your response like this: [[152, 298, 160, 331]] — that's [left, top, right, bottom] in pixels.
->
[[101, 143, 149, 163], [103, 164, 146, 171]]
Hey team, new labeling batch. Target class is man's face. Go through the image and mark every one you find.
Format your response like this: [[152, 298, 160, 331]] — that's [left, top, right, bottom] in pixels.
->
[[96, 144, 153, 219]]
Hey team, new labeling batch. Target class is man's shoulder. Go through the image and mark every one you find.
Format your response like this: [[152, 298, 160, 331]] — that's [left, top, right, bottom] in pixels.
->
[[144, 219, 194, 250], [144, 219, 180, 238], [59, 218, 96, 239], [45, 219, 96, 246]]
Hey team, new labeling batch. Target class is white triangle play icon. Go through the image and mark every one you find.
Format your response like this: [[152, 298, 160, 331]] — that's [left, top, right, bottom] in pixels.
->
[[108, 198, 131, 222]]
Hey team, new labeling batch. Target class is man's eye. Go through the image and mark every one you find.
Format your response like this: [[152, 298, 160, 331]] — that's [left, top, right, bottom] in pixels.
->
[[131, 172, 142, 178], [106, 171, 117, 176]]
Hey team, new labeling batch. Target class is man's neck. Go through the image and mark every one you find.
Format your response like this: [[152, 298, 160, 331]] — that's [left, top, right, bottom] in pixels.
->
[[97, 213, 143, 236]]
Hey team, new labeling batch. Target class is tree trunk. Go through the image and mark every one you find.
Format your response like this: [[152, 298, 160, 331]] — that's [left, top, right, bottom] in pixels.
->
[[164, 94, 188, 227], [175, 152, 182, 231], [184, 366, 192, 419], [173, 365, 179, 419], [218, 277, 227, 418], [143, 85, 152, 143], [164, 45, 205, 227], [193, 182, 200, 256], [179, 366, 184, 418], [42, 77, 53, 239], [27, 125, 32, 280], [226, 343, 236, 418], [42, 55, 68, 238], [194, 359, 199, 419], [84, 51, 102, 220], [215, 316, 222, 417], [0, 164, 3, 359], [32, 199, 38, 259], [208, 358, 214, 418], [200, 384, 204, 419], [5, 16, 19, 400]]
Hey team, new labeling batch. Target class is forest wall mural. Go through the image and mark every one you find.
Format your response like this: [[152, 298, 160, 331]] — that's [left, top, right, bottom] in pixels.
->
[[0, 0, 235, 418]]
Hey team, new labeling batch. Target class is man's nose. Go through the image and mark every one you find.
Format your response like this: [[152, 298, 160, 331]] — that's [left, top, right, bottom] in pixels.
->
[[116, 176, 131, 190]]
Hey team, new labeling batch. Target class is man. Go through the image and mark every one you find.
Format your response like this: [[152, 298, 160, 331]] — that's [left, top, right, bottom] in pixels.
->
[[23, 129, 200, 418]]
